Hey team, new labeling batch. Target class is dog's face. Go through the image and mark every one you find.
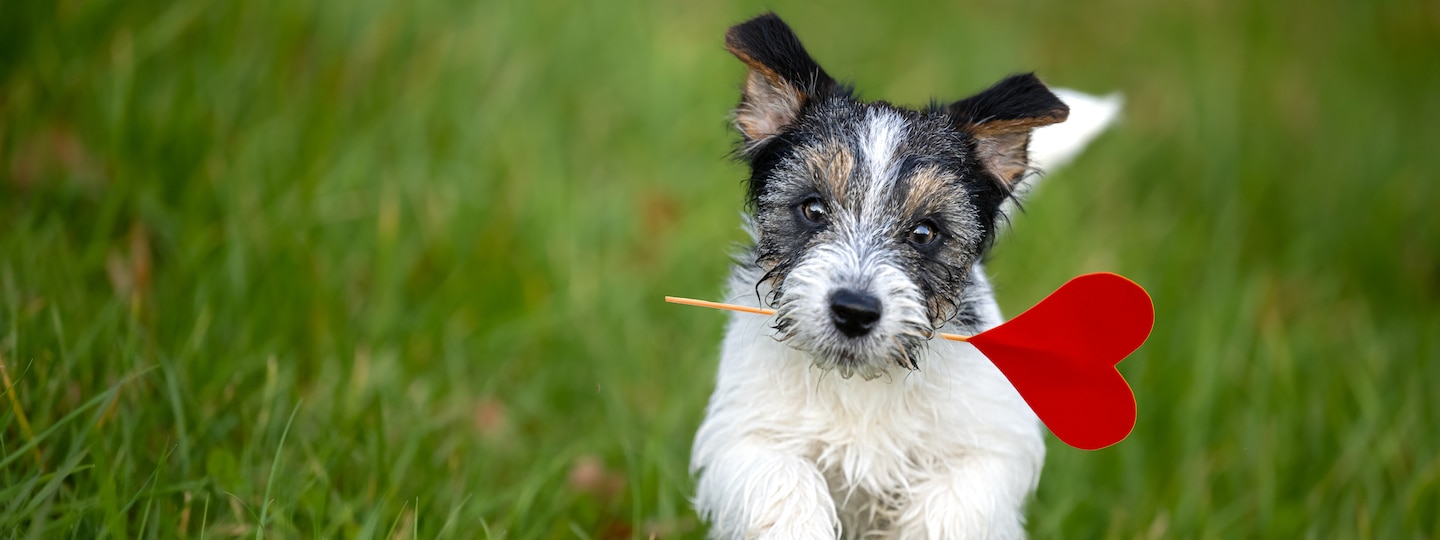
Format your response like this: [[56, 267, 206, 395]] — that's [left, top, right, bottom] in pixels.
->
[[727, 14, 1069, 379]]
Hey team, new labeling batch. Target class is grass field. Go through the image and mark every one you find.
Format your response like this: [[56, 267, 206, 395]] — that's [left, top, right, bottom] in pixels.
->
[[2, 0, 1438, 537]]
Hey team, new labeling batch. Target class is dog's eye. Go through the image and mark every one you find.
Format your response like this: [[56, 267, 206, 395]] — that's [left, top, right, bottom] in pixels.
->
[[796, 198, 828, 225], [908, 221, 939, 246]]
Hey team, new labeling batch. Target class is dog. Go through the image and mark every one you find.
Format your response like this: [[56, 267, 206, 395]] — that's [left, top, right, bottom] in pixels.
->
[[689, 13, 1121, 540]]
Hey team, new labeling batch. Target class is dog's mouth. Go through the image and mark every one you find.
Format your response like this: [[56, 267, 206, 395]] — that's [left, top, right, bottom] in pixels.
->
[[771, 304, 935, 380]]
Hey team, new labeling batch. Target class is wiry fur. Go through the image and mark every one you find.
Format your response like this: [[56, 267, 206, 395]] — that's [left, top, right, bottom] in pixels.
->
[[691, 13, 1120, 539]]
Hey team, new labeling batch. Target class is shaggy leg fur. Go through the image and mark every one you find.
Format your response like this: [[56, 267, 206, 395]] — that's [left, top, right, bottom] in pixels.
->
[[692, 444, 840, 539], [892, 451, 1039, 540]]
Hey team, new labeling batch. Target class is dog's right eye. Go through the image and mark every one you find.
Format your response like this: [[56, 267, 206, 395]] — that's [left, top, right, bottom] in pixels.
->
[[796, 198, 828, 225]]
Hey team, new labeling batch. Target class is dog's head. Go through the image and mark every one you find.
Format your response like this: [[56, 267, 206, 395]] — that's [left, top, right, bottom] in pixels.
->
[[726, 13, 1069, 379]]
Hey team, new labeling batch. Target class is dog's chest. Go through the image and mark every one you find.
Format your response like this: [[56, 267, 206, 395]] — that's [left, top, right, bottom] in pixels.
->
[[748, 349, 987, 492], [770, 363, 979, 533]]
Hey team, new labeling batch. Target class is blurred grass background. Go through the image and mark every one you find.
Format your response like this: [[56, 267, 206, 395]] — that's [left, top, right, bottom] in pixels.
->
[[2, 0, 1437, 537]]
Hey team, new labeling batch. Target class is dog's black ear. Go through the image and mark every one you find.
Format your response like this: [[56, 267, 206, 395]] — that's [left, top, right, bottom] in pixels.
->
[[949, 74, 1069, 187], [725, 13, 837, 144]]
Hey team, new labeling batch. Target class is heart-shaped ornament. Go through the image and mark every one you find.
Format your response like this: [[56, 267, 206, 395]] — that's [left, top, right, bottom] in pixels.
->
[[969, 272, 1153, 450]]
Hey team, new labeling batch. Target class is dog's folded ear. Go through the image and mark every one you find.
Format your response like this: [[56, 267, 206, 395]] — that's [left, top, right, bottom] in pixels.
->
[[949, 74, 1070, 187], [725, 13, 837, 146]]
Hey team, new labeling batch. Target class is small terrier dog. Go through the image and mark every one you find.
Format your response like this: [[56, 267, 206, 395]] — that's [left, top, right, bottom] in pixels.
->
[[690, 13, 1120, 539]]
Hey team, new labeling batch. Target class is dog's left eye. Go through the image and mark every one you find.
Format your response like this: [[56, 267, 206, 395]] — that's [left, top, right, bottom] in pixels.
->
[[907, 221, 939, 246], [796, 197, 828, 225]]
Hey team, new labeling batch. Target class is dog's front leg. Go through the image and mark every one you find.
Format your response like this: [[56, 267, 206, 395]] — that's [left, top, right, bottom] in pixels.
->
[[693, 443, 840, 539], [893, 451, 1038, 540]]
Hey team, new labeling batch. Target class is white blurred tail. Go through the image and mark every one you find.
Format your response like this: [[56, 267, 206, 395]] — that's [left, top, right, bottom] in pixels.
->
[[1028, 89, 1123, 173]]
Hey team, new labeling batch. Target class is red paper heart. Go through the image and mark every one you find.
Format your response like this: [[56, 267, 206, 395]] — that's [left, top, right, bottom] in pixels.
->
[[969, 273, 1154, 450]]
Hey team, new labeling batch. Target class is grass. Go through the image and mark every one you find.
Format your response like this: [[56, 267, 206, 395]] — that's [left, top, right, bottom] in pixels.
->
[[2, 0, 1437, 537]]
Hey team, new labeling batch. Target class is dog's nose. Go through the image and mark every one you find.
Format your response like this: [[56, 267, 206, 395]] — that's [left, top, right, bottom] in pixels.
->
[[829, 289, 882, 338]]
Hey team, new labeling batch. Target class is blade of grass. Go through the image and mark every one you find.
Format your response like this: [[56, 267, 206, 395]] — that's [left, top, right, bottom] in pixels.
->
[[257, 400, 301, 540]]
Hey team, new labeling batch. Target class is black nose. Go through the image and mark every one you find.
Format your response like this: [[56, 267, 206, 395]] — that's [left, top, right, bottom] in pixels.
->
[[829, 289, 882, 338]]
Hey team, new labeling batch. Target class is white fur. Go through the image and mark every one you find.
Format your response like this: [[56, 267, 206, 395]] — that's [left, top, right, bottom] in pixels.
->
[[860, 109, 907, 219], [692, 90, 1120, 539]]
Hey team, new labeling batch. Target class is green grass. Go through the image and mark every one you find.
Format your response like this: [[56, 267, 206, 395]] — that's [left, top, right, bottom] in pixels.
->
[[2, 0, 1437, 537]]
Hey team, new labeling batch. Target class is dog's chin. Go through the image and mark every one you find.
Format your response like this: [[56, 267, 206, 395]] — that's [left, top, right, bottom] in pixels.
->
[[814, 354, 893, 381], [791, 338, 926, 381]]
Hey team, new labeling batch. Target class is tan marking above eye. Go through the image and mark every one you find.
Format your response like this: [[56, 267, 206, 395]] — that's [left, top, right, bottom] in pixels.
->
[[799, 144, 854, 204], [900, 164, 958, 216]]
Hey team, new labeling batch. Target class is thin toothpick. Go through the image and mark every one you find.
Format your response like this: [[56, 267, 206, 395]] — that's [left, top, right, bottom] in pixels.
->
[[664, 296, 971, 342]]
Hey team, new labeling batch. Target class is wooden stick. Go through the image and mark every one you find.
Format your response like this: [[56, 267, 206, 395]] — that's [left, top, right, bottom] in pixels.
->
[[665, 296, 971, 342], [664, 296, 777, 316]]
